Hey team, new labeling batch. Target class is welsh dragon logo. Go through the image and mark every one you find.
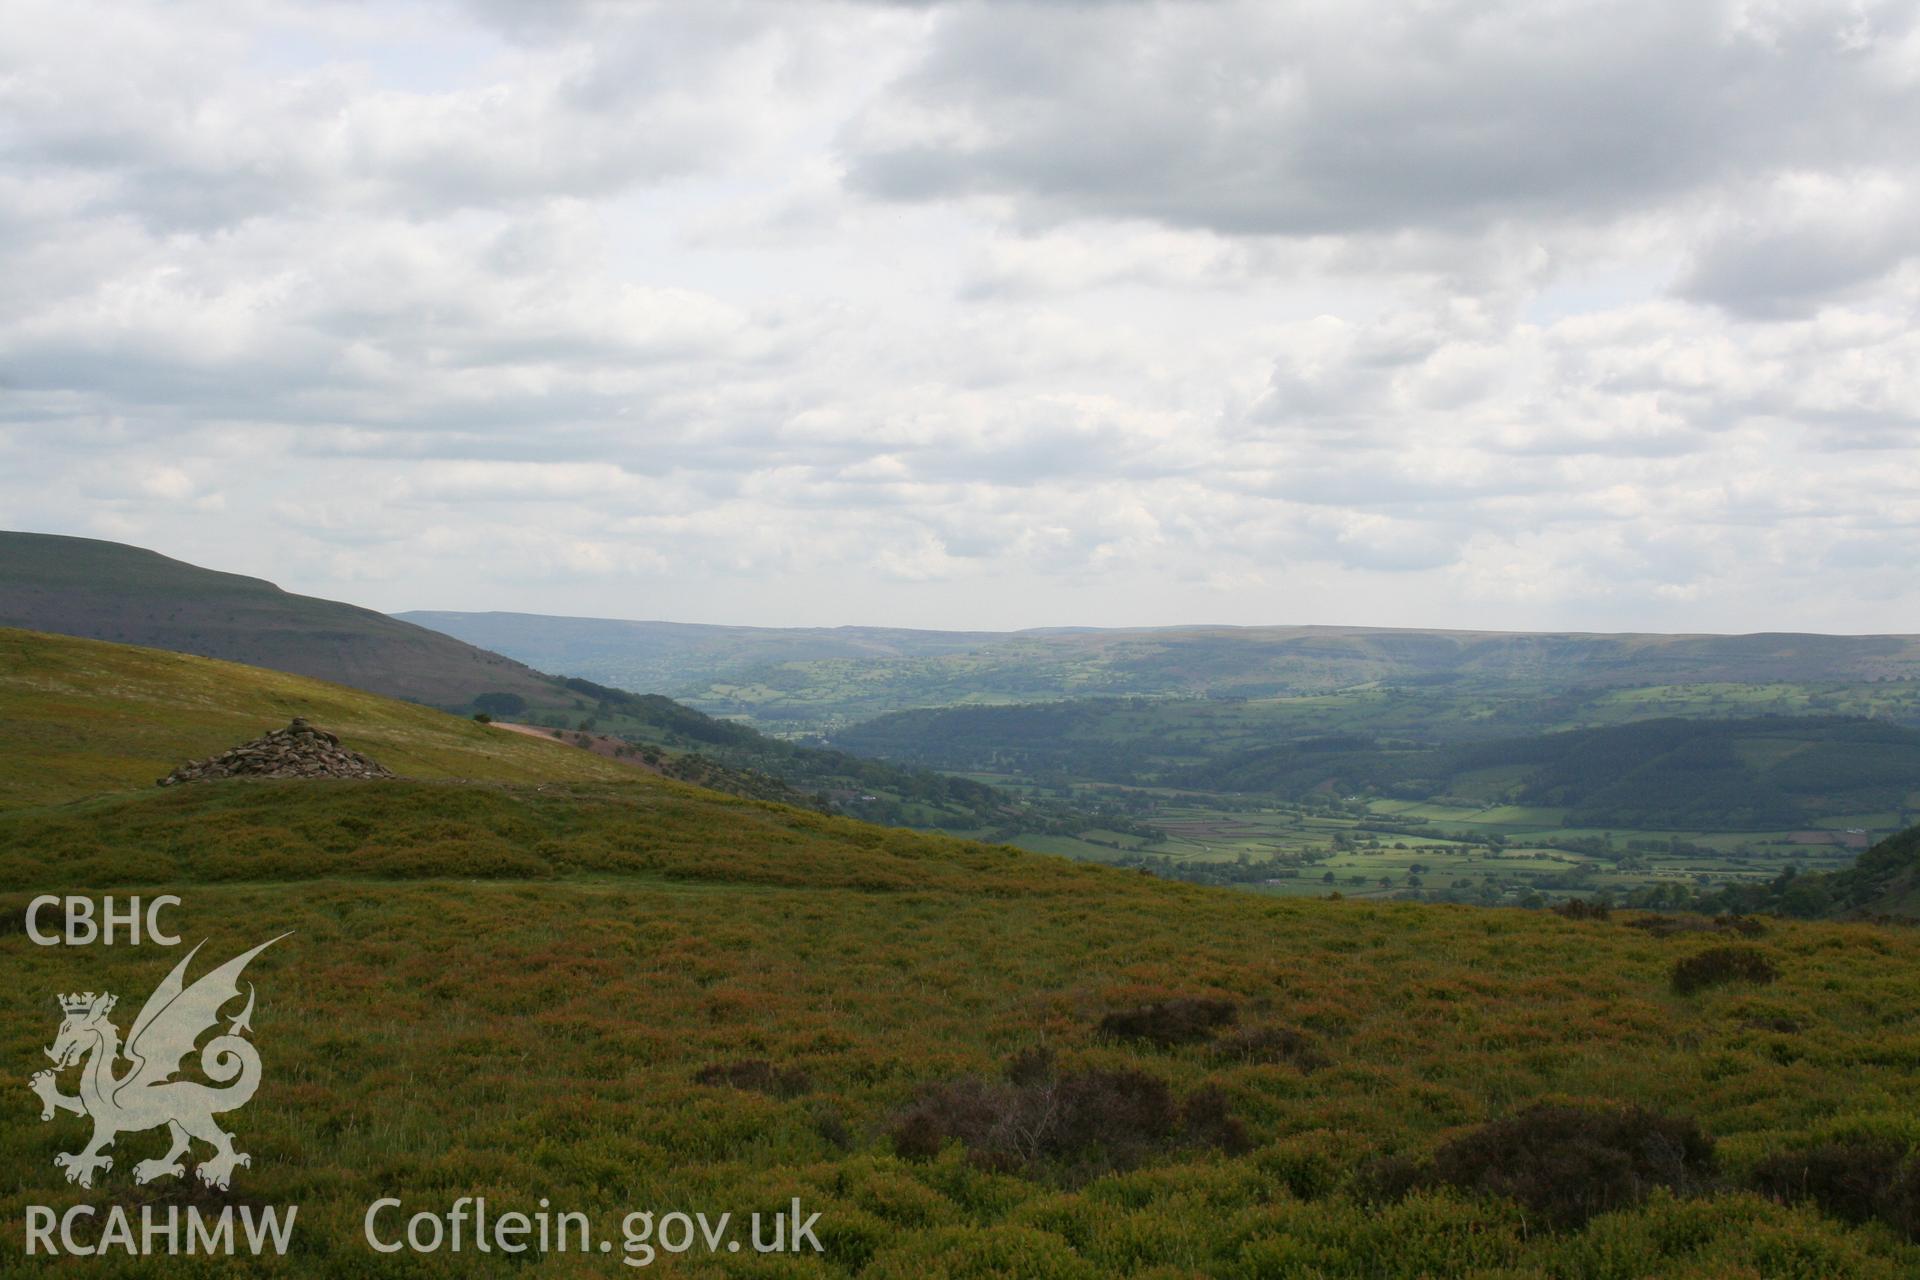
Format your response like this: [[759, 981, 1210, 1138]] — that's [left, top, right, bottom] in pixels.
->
[[28, 935, 288, 1190]]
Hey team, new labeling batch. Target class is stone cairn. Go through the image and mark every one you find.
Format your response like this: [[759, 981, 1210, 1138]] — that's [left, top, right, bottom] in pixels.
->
[[156, 717, 395, 786]]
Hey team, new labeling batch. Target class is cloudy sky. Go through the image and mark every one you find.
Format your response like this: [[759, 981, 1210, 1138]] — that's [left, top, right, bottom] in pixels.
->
[[4, 0, 1918, 633]]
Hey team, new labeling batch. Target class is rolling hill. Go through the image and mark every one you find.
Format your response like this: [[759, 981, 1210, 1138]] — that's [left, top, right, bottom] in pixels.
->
[[0, 532, 571, 713], [4, 632, 1920, 1275], [401, 609, 1920, 730], [1179, 716, 1920, 830]]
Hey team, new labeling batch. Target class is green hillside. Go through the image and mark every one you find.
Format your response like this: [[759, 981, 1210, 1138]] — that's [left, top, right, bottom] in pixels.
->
[[1829, 824, 1920, 917], [836, 705, 1920, 834], [4, 659, 1920, 1275], [0, 538, 1113, 838], [1183, 716, 1920, 830], [0, 532, 573, 713], [1720, 825, 1920, 920], [0, 627, 634, 810]]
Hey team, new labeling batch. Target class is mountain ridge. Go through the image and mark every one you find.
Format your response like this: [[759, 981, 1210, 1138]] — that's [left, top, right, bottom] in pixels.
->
[[400, 607, 1920, 729], [1, 532, 566, 712]]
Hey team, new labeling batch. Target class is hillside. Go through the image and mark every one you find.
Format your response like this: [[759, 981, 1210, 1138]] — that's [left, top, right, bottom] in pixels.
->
[[0, 536, 1115, 837], [835, 702, 1920, 834], [5, 667, 1920, 1275], [0, 532, 567, 713], [403, 609, 1920, 730], [1182, 716, 1920, 831], [1828, 824, 1920, 917], [1721, 824, 1920, 920], [0, 627, 637, 810]]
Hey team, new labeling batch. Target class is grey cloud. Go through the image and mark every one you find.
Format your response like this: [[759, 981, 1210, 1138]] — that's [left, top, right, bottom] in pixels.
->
[[843, 2, 1920, 247], [1677, 189, 1920, 318]]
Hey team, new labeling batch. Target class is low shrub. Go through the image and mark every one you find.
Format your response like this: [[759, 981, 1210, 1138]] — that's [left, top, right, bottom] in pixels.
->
[[1628, 913, 1768, 938], [888, 1053, 1244, 1177], [1739, 1013, 1803, 1034], [1751, 1139, 1920, 1241], [1428, 1103, 1716, 1228], [1096, 997, 1238, 1048], [1178, 1083, 1251, 1155], [1209, 1025, 1329, 1073], [1671, 946, 1780, 995], [693, 1059, 812, 1098], [812, 1103, 854, 1151], [1352, 1153, 1429, 1205], [1551, 897, 1611, 921]]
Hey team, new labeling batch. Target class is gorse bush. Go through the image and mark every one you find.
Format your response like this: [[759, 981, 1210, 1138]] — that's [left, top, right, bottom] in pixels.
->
[[1752, 1140, 1920, 1242], [1428, 1103, 1718, 1228], [1551, 897, 1612, 921], [1096, 997, 1238, 1047], [1671, 945, 1781, 994]]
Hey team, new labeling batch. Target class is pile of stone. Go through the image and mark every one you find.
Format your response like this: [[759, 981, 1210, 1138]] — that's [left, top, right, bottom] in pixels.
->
[[156, 718, 395, 786]]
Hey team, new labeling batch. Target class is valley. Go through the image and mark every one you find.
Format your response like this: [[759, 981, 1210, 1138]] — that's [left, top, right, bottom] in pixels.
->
[[5, 543, 1920, 1274], [396, 609, 1920, 914]]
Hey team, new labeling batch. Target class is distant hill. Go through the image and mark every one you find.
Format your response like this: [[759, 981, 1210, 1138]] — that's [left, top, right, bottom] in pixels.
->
[[400, 609, 1920, 728], [838, 702, 1920, 834], [396, 609, 1003, 698], [1, 532, 566, 713]]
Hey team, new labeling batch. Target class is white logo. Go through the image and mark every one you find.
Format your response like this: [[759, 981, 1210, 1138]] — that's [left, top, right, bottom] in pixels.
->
[[29, 935, 288, 1190]]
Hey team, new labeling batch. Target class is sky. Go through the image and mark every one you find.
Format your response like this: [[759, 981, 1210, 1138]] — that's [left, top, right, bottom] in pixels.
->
[[2, 0, 1918, 634]]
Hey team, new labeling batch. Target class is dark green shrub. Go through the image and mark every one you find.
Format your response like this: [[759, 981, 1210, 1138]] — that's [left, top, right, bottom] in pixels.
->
[[1353, 1153, 1429, 1204], [1097, 997, 1238, 1047], [1751, 1140, 1920, 1241], [888, 1054, 1241, 1177], [694, 1059, 811, 1098], [1671, 946, 1780, 994], [1429, 1103, 1716, 1228], [1629, 913, 1767, 938]]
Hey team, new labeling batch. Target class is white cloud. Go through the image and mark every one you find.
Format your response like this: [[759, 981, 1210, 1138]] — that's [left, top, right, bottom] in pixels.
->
[[1, 0, 1917, 633]]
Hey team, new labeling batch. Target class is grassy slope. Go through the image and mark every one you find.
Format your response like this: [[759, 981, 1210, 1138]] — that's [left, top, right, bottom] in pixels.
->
[[3, 645, 1919, 1275], [0, 627, 632, 809], [0, 531, 566, 711]]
